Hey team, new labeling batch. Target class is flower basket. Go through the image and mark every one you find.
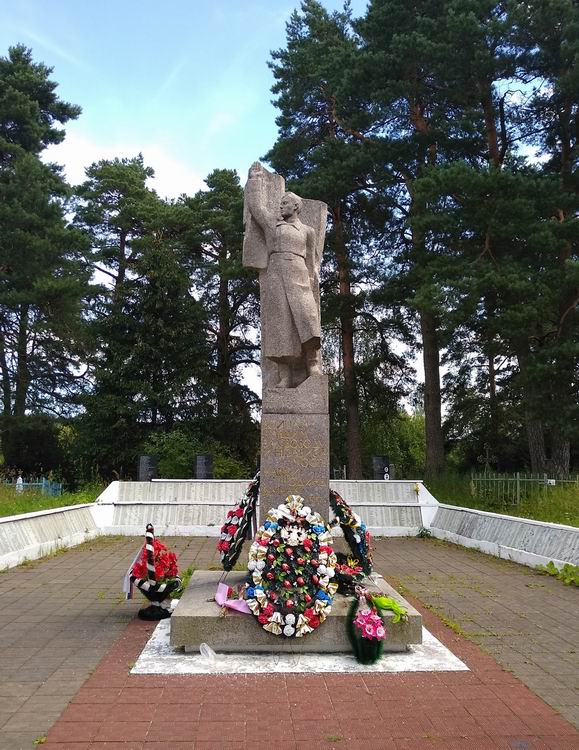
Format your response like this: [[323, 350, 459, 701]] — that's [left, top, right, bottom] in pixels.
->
[[130, 524, 180, 620]]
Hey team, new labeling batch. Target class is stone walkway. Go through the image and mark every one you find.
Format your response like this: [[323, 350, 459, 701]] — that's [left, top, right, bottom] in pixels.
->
[[0, 536, 576, 749]]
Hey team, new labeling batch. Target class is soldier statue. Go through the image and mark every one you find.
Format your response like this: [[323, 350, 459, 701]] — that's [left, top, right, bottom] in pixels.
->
[[243, 162, 323, 389]]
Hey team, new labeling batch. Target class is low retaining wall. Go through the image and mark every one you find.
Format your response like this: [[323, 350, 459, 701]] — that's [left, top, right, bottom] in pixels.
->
[[95, 480, 438, 537], [2, 482, 576, 573], [430, 504, 579, 568], [0, 504, 101, 570]]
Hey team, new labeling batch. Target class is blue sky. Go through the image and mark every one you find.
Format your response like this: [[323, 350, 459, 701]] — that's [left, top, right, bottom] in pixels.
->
[[1, 0, 368, 197]]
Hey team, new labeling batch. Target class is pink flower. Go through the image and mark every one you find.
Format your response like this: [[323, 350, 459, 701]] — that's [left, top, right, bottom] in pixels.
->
[[353, 606, 386, 641]]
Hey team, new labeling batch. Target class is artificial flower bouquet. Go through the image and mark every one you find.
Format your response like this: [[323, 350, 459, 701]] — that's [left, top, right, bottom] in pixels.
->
[[129, 524, 181, 620], [346, 591, 387, 664]]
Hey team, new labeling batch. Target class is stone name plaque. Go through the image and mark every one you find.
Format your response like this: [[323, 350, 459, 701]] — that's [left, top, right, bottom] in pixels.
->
[[260, 413, 329, 520]]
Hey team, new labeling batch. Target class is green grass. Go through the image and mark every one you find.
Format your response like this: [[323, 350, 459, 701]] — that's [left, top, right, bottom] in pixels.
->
[[425, 473, 579, 528], [0, 483, 104, 518]]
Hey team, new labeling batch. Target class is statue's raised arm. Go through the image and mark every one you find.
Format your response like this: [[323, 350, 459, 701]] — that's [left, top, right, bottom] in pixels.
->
[[242, 162, 278, 270], [245, 162, 275, 239]]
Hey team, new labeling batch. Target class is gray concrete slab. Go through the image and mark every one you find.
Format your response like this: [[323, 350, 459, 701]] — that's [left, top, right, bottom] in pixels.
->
[[170, 570, 422, 653]]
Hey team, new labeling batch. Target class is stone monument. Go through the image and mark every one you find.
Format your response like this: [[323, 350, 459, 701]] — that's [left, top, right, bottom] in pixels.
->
[[243, 162, 329, 520]]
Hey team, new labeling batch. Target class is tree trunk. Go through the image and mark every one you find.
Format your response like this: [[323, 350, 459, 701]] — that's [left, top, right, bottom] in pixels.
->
[[479, 79, 502, 167], [488, 346, 499, 453], [420, 309, 445, 476], [548, 429, 570, 477], [112, 231, 128, 309], [526, 417, 547, 474], [13, 304, 30, 417], [216, 270, 231, 419], [332, 204, 363, 479], [0, 329, 12, 416]]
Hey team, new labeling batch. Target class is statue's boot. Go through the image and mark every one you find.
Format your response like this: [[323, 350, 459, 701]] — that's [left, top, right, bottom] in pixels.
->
[[277, 363, 291, 388], [306, 352, 322, 378]]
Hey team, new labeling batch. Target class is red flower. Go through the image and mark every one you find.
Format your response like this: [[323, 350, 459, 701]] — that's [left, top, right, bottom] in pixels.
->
[[131, 539, 178, 580], [262, 604, 274, 617], [320, 545, 333, 554], [227, 525, 238, 536], [303, 539, 313, 549], [131, 560, 147, 579], [258, 539, 269, 547], [258, 613, 270, 625], [234, 508, 244, 518], [308, 615, 321, 629], [227, 510, 234, 518], [304, 607, 315, 619], [219, 541, 230, 552]]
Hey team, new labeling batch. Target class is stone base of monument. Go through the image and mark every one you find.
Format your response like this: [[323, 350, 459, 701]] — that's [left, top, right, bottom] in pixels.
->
[[170, 571, 422, 654]]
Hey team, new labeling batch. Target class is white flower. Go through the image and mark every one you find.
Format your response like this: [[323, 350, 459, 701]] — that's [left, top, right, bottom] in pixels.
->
[[326, 567, 335, 578], [354, 534, 361, 543], [230, 516, 239, 525], [318, 565, 327, 575], [248, 560, 257, 571], [285, 614, 296, 625], [283, 625, 295, 637], [256, 560, 266, 570]]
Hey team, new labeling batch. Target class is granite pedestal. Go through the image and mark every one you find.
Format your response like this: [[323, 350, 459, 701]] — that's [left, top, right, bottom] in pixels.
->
[[260, 374, 330, 521], [170, 571, 422, 654]]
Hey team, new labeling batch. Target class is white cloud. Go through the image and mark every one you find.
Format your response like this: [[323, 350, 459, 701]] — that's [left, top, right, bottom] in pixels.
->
[[44, 130, 205, 199]]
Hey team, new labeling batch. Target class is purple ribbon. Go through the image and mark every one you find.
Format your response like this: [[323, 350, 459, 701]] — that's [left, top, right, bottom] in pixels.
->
[[215, 582, 251, 614]]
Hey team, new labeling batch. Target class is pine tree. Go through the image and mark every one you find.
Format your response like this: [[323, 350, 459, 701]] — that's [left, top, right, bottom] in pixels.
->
[[177, 169, 259, 463], [266, 0, 374, 478], [0, 46, 89, 434], [74, 157, 212, 474]]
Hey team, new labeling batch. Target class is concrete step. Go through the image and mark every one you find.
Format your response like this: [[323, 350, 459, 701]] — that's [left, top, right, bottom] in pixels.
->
[[170, 571, 422, 654]]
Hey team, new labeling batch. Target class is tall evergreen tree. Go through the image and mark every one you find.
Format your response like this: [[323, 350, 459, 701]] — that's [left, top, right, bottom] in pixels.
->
[[0, 46, 90, 434], [266, 0, 376, 477], [177, 169, 259, 463], [74, 157, 212, 474]]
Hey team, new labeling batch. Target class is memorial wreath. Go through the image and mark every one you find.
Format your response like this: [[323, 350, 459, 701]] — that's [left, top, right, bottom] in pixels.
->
[[217, 472, 260, 571], [329, 489, 373, 574], [129, 524, 181, 620], [244, 494, 338, 637]]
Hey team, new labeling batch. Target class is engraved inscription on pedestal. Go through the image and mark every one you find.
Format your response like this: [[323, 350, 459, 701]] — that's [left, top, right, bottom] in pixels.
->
[[260, 414, 329, 520]]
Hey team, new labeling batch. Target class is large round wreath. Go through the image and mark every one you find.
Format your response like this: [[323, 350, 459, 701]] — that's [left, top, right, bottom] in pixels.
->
[[244, 495, 338, 638], [217, 472, 260, 571], [329, 489, 373, 575]]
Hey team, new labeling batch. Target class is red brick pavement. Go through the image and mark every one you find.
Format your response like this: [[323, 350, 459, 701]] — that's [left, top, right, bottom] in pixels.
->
[[42, 600, 579, 749]]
